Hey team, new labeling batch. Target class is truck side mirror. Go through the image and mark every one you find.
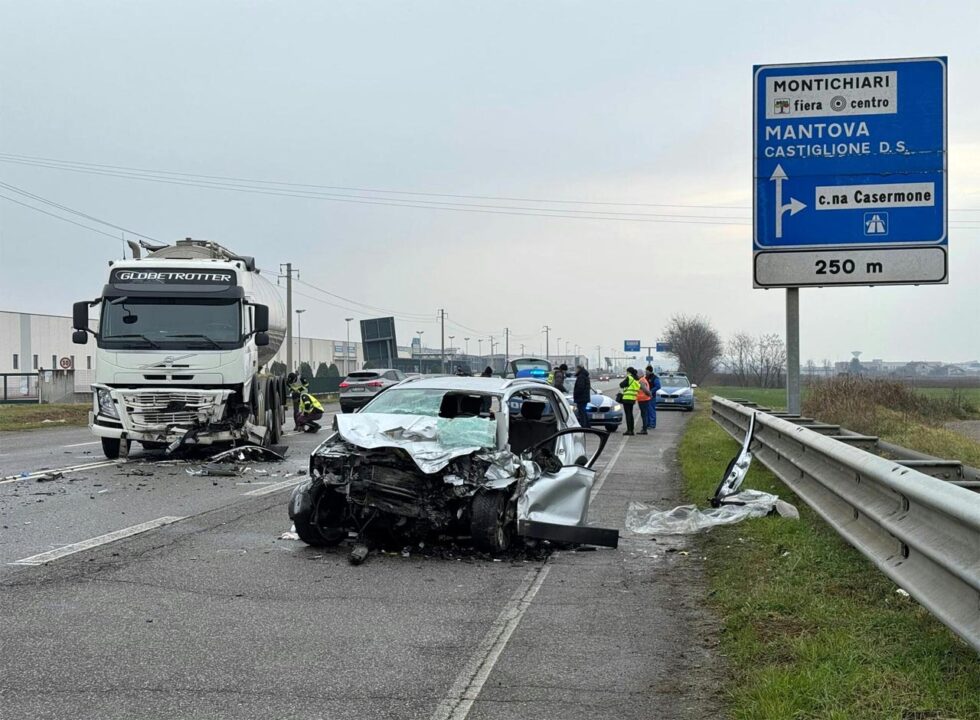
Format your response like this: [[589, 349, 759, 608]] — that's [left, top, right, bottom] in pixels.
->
[[253, 304, 269, 333], [72, 329, 89, 345], [73, 301, 90, 330], [255, 331, 270, 347]]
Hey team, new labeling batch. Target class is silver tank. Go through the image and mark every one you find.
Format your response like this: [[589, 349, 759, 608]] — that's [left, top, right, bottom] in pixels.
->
[[146, 239, 286, 367]]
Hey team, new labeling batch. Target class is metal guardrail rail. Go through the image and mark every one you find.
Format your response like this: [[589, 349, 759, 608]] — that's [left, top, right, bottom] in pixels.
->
[[711, 396, 980, 652]]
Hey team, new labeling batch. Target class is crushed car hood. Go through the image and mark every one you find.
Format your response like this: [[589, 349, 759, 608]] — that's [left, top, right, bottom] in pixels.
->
[[334, 413, 497, 474]]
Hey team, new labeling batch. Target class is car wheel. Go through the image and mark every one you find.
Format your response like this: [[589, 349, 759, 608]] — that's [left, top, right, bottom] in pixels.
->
[[470, 491, 514, 553], [289, 480, 346, 547], [101, 437, 120, 459]]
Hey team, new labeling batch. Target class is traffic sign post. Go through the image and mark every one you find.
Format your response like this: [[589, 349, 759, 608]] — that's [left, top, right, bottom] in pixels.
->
[[753, 57, 947, 414], [754, 57, 947, 288]]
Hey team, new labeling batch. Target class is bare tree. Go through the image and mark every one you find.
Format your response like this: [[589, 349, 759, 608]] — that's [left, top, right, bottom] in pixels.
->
[[755, 333, 786, 388], [663, 314, 723, 384], [726, 332, 756, 387]]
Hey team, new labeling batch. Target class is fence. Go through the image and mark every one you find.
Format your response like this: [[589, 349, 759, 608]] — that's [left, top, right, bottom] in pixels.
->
[[711, 395, 980, 652], [1, 373, 40, 404]]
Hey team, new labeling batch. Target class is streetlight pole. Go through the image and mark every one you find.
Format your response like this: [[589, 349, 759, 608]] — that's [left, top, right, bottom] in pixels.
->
[[295, 309, 306, 373], [478, 338, 483, 363], [542, 326, 551, 362], [448, 335, 455, 372], [504, 327, 509, 370], [345, 317, 354, 374], [416, 331, 424, 373], [464, 337, 470, 356]]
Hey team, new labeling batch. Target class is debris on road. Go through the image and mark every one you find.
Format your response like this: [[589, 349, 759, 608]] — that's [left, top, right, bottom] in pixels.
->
[[35, 472, 64, 483], [626, 490, 798, 535], [349, 543, 370, 565], [185, 464, 239, 477], [279, 525, 300, 541], [209, 445, 287, 464]]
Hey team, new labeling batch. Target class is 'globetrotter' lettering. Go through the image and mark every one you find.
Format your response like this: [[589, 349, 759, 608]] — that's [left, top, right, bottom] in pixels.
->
[[113, 270, 234, 283]]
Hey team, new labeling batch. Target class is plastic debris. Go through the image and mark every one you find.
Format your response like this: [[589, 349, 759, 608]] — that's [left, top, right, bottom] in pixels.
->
[[279, 525, 300, 541], [349, 544, 370, 565], [896, 588, 910, 598], [209, 445, 287, 464], [625, 490, 799, 535], [185, 464, 240, 477]]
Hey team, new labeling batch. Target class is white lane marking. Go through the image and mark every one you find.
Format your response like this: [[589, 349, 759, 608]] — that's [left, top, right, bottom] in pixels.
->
[[10, 516, 183, 566], [430, 564, 552, 720], [1, 460, 120, 485], [63, 441, 100, 448], [590, 433, 628, 502], [242, 477, 305, 496]]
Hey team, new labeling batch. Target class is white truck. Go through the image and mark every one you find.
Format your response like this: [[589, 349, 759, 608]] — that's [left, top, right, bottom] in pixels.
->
[[72, 239, 288, 459]]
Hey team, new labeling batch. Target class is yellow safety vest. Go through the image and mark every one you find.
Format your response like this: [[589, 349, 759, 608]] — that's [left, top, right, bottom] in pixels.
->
[[622, 376, 641, 401], [300, 393, 323, 413]]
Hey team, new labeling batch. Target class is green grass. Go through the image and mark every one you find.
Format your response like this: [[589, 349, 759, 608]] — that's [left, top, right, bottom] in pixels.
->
[[681, 395, 980, 719], [0, 403, 90, 431]]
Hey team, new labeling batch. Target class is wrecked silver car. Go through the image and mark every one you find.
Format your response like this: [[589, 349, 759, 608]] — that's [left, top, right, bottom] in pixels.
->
[[288, 376, 617, 552]]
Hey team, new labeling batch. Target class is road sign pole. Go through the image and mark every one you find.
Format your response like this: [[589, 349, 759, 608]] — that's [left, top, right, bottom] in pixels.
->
[[786, 288, 801, 414]]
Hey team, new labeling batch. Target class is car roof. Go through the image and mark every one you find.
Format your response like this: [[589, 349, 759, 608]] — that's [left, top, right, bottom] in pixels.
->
[[395, 376, 551, 394]]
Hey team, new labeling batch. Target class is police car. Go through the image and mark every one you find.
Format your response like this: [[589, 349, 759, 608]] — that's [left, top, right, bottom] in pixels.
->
[[655, 372, 695, 411]]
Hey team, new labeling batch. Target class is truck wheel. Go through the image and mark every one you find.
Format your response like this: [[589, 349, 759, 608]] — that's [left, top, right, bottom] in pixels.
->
[[267, 383, 282, 445], [101, 437, 120, 459], [470, 491, 514, 553]]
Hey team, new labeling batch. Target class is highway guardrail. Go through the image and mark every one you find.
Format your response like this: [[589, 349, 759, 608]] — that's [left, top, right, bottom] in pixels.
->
[[712, 395, 980, 652]]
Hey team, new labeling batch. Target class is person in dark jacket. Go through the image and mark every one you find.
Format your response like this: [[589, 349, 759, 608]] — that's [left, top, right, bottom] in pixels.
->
[[553, 363, 568, 392], [645, 365, 661, 429], [573, 365, 591, 428]]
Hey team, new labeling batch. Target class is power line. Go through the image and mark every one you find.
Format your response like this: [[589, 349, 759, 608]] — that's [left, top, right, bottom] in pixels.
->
[[0, 180, 160, 241], [294, 277, 433, 319], [0, 192, 126, 241], [2, 151, 979, 215]]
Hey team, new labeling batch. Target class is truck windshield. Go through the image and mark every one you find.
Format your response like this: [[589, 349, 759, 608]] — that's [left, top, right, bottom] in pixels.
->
[[100, 298, 241, 349]]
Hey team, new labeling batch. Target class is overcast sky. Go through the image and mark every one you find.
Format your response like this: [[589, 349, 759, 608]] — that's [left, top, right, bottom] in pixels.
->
[[0, 0, 977, 365]]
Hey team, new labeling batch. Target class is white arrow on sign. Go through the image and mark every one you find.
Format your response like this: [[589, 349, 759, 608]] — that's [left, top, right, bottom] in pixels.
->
[[771, 164, 806, 238]]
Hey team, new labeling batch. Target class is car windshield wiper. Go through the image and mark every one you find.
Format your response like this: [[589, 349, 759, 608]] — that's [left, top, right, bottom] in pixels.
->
[[167, 334, 222, 349], [106, 333, 161, 349]]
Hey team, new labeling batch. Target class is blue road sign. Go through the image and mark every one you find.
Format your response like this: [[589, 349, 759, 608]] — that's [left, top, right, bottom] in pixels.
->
[[655, 342, 672, 353], [624, 340, 641, 352], [754, 57, 947, 287]]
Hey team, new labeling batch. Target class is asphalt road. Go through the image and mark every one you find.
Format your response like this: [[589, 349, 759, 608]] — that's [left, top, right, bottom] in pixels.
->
[[0, 391, 721, 719]]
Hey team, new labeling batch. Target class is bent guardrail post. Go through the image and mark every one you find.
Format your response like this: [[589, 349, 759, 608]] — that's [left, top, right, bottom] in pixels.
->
[[711, 395, 980, 653]]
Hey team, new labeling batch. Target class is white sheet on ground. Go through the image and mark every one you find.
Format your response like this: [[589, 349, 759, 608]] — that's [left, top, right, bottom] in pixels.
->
[[335, 413, 497, 474], [625, 489, 799, 535]]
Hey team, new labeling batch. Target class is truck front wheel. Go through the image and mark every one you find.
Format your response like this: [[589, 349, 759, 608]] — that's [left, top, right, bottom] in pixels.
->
[[101, 437, 121, 459]]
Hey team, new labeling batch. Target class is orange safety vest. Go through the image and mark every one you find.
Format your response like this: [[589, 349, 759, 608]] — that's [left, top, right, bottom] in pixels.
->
[[637, 377, 652, 402]]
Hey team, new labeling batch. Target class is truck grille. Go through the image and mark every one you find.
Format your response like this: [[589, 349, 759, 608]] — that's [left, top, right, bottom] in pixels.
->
[[120, 391, 221, 430]]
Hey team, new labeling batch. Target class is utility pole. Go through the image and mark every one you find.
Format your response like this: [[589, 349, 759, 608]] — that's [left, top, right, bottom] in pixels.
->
[[520, 343, 525, 355], [504, 327, 510, 369], [345, 318, 354, 374], [596, 345, 601, 370], [279, 263, 299, 372], [489, 336, 496, 371], [556, 337, 561, 364], [416, 331, 424, 373], [448, 335, 455, 372], [542, 326, 551, 362], [439, 308, 446, 374], [295, 309, 306, 372], [464, 337, 470, 356]]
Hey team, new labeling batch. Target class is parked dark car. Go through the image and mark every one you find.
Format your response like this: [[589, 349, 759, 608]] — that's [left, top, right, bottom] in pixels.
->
[[339, 369, 407, 413]]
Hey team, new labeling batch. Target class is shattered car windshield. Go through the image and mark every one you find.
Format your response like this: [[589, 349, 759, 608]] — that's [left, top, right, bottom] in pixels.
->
[[362, 387, 498, 417]]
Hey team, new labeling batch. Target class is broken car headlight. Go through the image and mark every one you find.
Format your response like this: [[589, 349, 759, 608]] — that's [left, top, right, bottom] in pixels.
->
[[97, 388, 119, 419]]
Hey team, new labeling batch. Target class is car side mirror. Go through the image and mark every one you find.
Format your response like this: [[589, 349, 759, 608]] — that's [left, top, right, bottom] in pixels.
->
[[72, 329, 88, 345], [254, 331, 269, 347], [253, 304, 269, 333], [73, 301, 89, 330]]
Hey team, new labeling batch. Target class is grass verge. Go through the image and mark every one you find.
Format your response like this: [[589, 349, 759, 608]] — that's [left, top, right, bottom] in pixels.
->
[[0, 403, 90, 431], [681, 396, 980, 719], [707, 383, 980, 465]]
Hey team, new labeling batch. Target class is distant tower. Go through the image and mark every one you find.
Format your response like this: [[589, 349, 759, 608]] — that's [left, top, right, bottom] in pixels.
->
[[849, 351, 863, 375]]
